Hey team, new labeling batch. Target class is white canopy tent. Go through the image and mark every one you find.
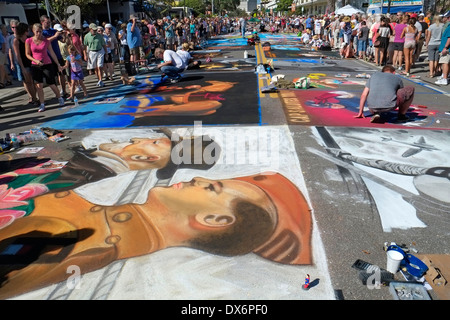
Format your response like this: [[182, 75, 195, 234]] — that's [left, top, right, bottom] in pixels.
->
[[335, 4, 365, 15]]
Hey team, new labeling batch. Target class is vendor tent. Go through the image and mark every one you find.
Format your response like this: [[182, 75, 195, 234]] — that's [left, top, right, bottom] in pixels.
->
[[335, 4, 364, 15]]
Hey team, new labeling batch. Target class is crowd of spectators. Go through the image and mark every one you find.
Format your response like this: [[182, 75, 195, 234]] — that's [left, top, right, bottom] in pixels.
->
[[0, 13, 247, 112], [257, 10, 450, 84], [1, 10, 450, 113]]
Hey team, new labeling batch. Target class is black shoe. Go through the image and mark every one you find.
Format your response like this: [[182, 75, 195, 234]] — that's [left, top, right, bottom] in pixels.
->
[[0, 106, 4, 112], [396, 114, 409, 123]]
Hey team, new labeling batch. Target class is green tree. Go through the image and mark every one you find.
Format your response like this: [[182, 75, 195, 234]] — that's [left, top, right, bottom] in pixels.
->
[[181, 0, 207, 14], [276, 0, 293, 13], [43, 0, 103, 21]]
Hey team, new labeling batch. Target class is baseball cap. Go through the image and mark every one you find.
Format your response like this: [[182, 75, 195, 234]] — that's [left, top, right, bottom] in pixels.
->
[[105, 23, 113, 28], [419, 13, 424, 16], [53, 24, 63, 31], [236, 172, 312, 265], [410, 13, 418, 18], [89, 23, 97, 29], [444, 11, 450, 18], [118, 20, 123, 24], [83, 23, 89, 28]]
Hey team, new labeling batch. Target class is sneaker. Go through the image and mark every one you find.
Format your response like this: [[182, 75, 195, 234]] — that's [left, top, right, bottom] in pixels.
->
[[370, 114, 383, 123], [75, 86, 81, 93], [58, 97, 65, 106], [435, 78, 448, 85], [170, 78, 180, 84], [396, 114, 409, 123], [38, 104, 46, 112], [398, 66, 402, 71], [98, 80, 105, 87]]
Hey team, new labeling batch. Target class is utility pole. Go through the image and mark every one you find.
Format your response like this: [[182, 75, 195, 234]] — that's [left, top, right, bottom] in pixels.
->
[[44, 0, 51, 19]]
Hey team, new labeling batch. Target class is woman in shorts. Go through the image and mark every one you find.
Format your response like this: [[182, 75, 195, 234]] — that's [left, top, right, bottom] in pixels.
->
[[425, 16, 444, 78], [374, 17, 391, 66], [12, 22, 38, 105], [392, 15, 408, 70], [401, 18, 418, 77], [25, 23, 64, 112]]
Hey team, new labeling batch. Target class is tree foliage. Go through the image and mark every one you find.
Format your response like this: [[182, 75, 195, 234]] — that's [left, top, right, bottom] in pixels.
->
[[276, 0, 293, 13], [43, 0, 103, 21]]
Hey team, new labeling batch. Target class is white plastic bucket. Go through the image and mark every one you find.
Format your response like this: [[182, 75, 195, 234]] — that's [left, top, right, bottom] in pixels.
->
[[386, 250, 404, 273]]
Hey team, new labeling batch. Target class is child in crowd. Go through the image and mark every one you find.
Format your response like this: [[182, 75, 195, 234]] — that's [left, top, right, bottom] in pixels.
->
[[64, 45, 88, 100], [309, 34, 323, 50]]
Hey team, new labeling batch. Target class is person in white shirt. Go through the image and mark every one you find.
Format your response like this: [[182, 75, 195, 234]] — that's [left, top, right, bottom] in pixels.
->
[[156, 48, 186, 83], [301, 30, 311, 44], [176, 42, 201, 69]]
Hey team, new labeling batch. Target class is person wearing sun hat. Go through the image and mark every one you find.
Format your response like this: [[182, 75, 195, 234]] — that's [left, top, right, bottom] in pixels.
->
[[342, 16, 353, 45], [176, 42, 201, 70]]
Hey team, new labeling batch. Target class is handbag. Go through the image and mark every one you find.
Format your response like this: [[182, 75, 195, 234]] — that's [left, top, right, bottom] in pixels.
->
[[373, 36, 381, 47]]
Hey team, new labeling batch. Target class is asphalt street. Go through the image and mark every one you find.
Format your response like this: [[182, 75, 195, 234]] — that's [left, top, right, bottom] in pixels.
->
[[1, 31, 450, 302]]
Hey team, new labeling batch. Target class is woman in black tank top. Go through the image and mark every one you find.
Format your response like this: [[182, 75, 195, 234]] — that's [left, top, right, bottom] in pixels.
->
[[13, 22, 37, 104]]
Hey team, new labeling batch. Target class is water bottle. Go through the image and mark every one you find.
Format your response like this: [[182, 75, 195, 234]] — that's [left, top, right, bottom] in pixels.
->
[[74, 96, 79, 107], [244, 50, 248, 59], [10, 133, 20, 149]]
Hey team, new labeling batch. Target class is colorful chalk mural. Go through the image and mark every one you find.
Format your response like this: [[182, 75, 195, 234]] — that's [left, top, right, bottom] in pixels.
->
[[42, 72, 260, 129], [310, 126, 450, 233], [276, 72, 450, 129], [0, 126, 329, 300]]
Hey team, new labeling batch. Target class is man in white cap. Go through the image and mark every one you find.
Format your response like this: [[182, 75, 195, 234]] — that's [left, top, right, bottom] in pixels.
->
[[83, 23, 107, 87], [104, 23, 118, 80]]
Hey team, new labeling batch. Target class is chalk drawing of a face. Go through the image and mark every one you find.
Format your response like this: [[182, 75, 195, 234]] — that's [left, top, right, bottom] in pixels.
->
[[307, 91, 357, 110]]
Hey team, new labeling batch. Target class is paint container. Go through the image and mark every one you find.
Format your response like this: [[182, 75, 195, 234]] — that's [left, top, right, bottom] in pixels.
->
[[386, 247, 405, 274], [244, 50, 248, 59]]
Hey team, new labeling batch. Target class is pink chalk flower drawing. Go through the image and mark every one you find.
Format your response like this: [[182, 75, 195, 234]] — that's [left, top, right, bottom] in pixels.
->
[[0, 184, 49, 229]]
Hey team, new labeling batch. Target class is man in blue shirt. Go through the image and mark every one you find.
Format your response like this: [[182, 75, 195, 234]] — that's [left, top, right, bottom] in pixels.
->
[[163, 16, 175, 51], [41, 15, 67, 97], [305, 15, 314, 32], [127, 14, 142, 69], [239, 17, 247, 38]]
